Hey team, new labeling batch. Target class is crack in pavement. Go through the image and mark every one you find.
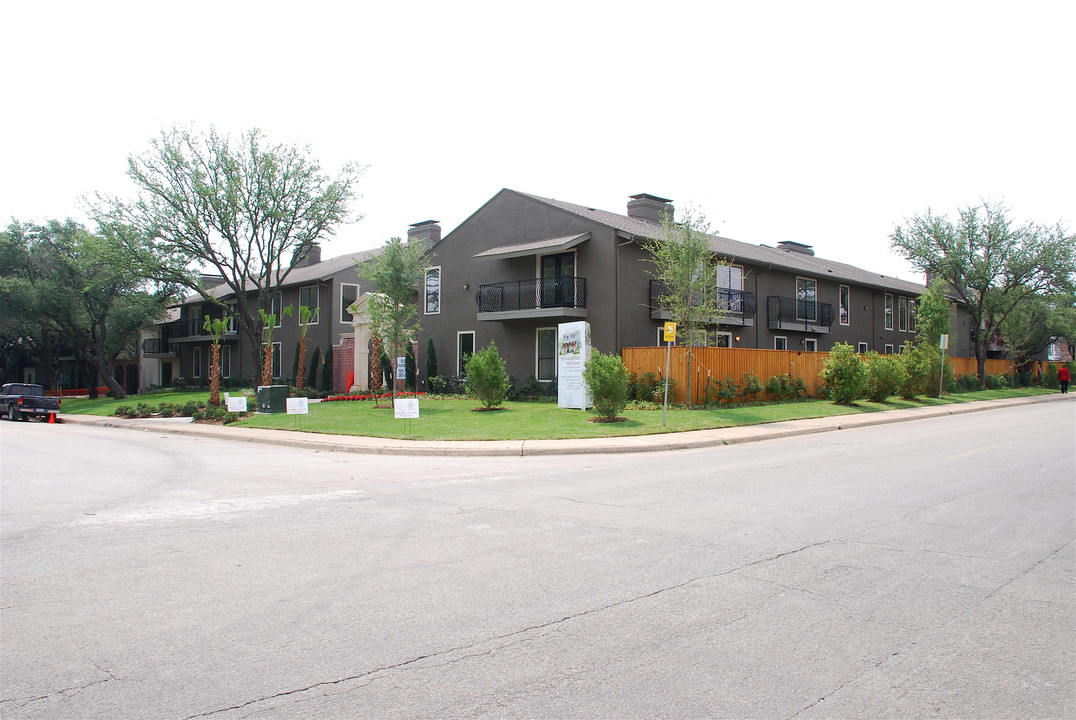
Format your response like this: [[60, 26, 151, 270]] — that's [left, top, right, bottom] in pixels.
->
[[0, 666, 120, 709], [178, 539, 836, 719]]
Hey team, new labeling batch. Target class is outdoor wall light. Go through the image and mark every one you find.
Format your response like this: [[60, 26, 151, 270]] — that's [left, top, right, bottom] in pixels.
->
[[463, 284, 470, 290], [734, 336, 741, 342]]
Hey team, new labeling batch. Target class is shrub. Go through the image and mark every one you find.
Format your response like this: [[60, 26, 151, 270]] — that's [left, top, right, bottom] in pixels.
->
[[583, 350, 630, 420], [896, 345, 932, 399], [821, 342, 867, 404], [465, 342, 511, 408], [987, 373, 1009, 389], [1043, 363, 1059, 389], [628, 372, 660, 403], [653, 376, 676, 403], [508, 375, 543, 401], [864, 352, 902, 402], [427, 375, 448, 394], [954, 373, 980, 392], [739, 372, 764, 403], [765, 374, 806, 402]]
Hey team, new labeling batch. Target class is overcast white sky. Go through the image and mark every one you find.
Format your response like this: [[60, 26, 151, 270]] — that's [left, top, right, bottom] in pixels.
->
[[3, 1, 1073, 284]]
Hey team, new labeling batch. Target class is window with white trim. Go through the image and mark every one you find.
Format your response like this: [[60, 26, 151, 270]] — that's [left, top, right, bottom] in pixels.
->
[[796, 277, 818, 322], [804, 338, 818, 352], [899, 344, 908, 354], [271, 292, 283, 327], [774, 336, 788, 351], [884, 294, 894, 330], [857, 342, 868, 354], [716, 331, 732, 347], [340, 283, 359, 323], [271, 342, 282, 378], [908, 299, 917, 334], [898, 296, 908, 332], [299, 286, 320, 324], [839, 285, 851, 326], [884, 344, 894, 355], [424, 267, 441, 315], [457, 331, 475, 376], [536, 328, 556, 381]]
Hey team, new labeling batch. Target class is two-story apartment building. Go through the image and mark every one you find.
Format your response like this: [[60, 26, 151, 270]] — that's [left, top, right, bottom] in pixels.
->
[[139, 247, 382, 392], [413, 189, 967, 388]]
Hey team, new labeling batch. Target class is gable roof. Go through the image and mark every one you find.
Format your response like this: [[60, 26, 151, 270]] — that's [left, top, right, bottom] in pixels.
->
[[514, 190, 925, 296], [177, 249, 379, 306]]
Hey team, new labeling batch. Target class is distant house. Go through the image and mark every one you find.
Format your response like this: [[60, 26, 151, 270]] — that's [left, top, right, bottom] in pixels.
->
[[411, 189, 970, 388]]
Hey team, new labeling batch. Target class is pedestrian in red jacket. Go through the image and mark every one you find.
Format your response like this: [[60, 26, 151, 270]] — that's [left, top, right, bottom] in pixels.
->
[[1058, 365, 1070, 394]]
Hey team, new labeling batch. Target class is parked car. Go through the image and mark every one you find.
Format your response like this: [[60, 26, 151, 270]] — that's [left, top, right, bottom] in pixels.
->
[[1, 383, 61, 422]]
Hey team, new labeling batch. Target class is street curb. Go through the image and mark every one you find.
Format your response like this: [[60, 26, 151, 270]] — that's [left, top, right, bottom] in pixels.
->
[[57, 393, 1072, 457]]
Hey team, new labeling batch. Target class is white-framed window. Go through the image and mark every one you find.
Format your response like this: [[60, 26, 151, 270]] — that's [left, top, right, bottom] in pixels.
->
[[716, 331, 732, 347], [899, 344, 908, 354], [271, 292, 283, 327], [839, 285, 851, 326], [424, 267, 441, 315], [884, 344, 894, 355], [299, 286, 320, 324], [457, 331, 475, 376], [796, 277, 818, 322], [774, 336, 788, 351], [193, 346, 202, 378], [908, 299, 917, 334], [340, 283, 359, 323], [221, 345, 231, 379], [226, 303, 237, 333], [536, 327, 556, 381], [884, 294, 894, 330], [804, 338, 818, 352], [898, 296, 908, 332], [857, 342, 868, 354], [271, 341, 282, 378], [188, 304, 201, 336]]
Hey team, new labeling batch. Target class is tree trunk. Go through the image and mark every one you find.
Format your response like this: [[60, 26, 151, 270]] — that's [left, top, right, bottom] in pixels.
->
[[209, 344, 221, 405], [261, 343, 274, 387], [370, 336, 383, 392], [295, 336, 307, 391]]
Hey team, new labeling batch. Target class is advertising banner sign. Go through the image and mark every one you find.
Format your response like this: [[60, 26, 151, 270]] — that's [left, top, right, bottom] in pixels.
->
[[557, 321, 592, 409], [286, 397, 309, 415]]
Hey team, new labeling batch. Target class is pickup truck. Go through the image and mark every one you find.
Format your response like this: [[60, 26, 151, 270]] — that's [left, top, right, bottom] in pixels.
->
[[1, 383, 61, 422]]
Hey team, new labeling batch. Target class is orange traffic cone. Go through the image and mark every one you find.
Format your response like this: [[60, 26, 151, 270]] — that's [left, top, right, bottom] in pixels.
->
[[48, 413, 55, 424]]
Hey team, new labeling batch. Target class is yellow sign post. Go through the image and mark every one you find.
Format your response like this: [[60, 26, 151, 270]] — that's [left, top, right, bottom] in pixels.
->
[[663, 321, 677, 343], [662, 322, 676, 425]]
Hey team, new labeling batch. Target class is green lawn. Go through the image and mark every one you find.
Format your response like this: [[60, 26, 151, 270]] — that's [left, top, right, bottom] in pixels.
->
[[62, 387, 1056, 441]]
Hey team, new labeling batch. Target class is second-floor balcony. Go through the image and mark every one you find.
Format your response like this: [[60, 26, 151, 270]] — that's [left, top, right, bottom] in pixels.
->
[[649, 280, 757, 326], [141, 337, 177, 356], [767, 296, 834, 333], [476, 276, 588, 321]]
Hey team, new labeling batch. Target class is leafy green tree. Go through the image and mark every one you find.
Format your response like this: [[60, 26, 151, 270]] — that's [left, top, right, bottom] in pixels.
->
[[821, 342, 867, 404], [643, 207, 729, 407], [96, 125, 361, 375], [891, 202, 1075, 385], [583, 350, 630, 420], [307, 346, 321, 389], [915, 280, 954, 347], [357, 236, 430, 402], [1, 220, 176, 398], [405, 341, 416, 391], [425, 337, 438, 387], [465, 342, 510, 409], [999, 293, 1076, 367]]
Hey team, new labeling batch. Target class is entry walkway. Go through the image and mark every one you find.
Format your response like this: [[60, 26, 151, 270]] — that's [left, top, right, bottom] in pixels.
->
[[58, 394, 1071, 457]]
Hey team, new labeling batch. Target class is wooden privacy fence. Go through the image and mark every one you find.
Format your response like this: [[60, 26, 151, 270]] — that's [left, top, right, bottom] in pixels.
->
[[620, 346, 1015, 405]]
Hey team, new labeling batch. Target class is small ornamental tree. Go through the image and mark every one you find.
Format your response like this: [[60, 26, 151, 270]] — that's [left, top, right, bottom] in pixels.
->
[[307, 346, 321, 388], [320, 344, 333, 392], [583, 350, 630, 420], [425, 337, 438, 387], [294, 305, 318, 391], [259, 305, 292, 386], [465, 342, 510, 409], [203, 315, 229, 406], [821, 342, 867, 404]]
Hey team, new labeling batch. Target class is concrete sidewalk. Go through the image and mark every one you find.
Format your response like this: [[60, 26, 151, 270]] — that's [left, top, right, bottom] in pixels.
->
[[57, 393, 1073, 457]]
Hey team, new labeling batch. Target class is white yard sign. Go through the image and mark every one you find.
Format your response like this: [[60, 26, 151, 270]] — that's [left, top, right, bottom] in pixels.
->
[[225, 396, 248, 413], [394, 398, 420, 419], [557, 321, 592, 410], [285, 397, 309, 415]]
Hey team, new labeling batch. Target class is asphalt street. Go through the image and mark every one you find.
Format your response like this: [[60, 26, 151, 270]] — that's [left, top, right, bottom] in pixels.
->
[[1, 399, 1073, 719]]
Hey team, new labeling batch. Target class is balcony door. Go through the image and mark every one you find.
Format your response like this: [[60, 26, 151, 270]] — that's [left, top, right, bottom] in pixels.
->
[[540, 253, 575, 308], [796, 277, 818, 322]]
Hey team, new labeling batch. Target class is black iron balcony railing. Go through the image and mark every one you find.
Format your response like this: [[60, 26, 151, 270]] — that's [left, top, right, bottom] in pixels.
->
[[142, 337, 175, 355], [477, 276, 587, 313], [767, 296, 834, 330], [648, 280, 757, 319]]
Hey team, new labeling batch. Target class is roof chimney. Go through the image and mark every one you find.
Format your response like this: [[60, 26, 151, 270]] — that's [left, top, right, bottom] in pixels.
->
[[627, 193, 674, 224], [407, 220, 441, 246], [293, 243, 322, 267], [776, 241, 815, 256]]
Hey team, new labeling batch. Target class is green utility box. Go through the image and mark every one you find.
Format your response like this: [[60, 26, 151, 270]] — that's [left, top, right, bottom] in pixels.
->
[[257, 385, 289, 413]]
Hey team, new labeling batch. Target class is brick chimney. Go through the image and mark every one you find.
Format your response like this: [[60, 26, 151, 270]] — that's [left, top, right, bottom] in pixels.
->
[[407, 220, 441, 245], [627, 193, 674, 224]]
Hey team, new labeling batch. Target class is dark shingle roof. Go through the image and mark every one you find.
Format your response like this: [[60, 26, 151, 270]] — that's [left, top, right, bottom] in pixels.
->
[[516, 191, 925, 295]]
